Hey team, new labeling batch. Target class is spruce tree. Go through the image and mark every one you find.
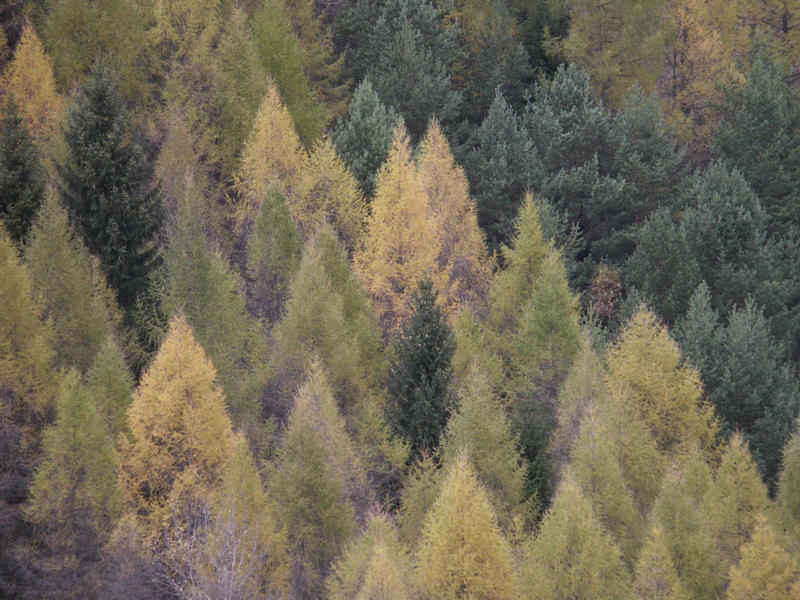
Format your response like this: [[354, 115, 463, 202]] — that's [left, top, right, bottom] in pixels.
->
[[331, 79, 400, 197], [415, 452, 518, 600], [0, 98, 44, 244], [57, 63, 163, 309], [388, 278, 456, 462]]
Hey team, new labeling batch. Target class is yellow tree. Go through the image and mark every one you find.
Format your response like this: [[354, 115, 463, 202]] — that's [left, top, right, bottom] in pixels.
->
[[294, 136, 366, 254], [736, 1, 800, 62], [416, 119, 492, 318], [118, 314, 239, 546], [415, 452, 518, 600], [726, 514, 800, 600], [234, 82, 305, 233], [356, 124, 441, 336], [633, 525, 690, 600], [606, 307, 718, 456], [1, 21, 62, 145]]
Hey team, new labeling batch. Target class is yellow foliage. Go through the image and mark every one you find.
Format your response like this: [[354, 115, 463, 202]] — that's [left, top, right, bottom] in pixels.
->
[[234, 82, 305, 232], [416, 119, 492, 319], [633, 525, 690, 600], [606, 307, 718, 456], [1, 21, 62, 145], [415, 452, 517, 600], [356, 124, 441, 336]]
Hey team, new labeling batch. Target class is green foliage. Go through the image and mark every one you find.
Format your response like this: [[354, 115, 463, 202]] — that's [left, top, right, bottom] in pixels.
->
[[397, 453, 441, 548], [0, 98, 44, 244], [388, 278, 456, 462], [86, 335, 133, 439], [522, 474, 634, 600], [415, 452, 518, 600], [633, 525, 690, 600], [245, 185, 303, 324], [331, 78, 400, 197], [25, 193, 121, 372], [271, 364, 364, 600], [57, 63, 163, 309]]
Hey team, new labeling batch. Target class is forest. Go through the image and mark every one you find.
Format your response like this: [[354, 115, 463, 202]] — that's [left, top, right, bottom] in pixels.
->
[[1, 0, 800, 598]]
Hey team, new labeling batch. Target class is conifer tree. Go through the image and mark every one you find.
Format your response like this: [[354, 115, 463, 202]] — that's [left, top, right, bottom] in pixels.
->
[[356, 125, 441, 335], [58, 63, 163, 309], [295, 136, 366, 254], [397, 453, 441, 548], [163, 201, 265, 434], [25, 193, 120, 372], [86, 335, 133, 439], [725, 515, 800, 600], [462, 91, 537, 252], [234, 82, 306, 233], [1, 21, 62, 144], [331, 79, 400, 196], [388, 278, 456, 462], [606, 308, 717, 455], [118, 315, 240, 545], [26, 372, 122, 571], [272, 365, 364, 600], [327, 513, 412, 600], [651, 450, 726, 600], [0, 98, 44, 244], [417, 119, 493, 317], [703, 433, 770, 565], [440, 369, 526, 528], [245, 185, 303, 324], [451, 309, 506, 397], [633, 525, 690, 600], [415, 453, 517, 600], [777, 420, 800, 534], [522, 474, 634, 600]]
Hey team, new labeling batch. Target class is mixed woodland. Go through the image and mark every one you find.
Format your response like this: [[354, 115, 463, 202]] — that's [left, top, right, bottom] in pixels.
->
[[2, 0, 800, 598]]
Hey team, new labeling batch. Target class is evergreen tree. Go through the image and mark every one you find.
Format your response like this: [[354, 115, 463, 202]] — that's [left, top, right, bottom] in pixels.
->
[[633, 525, 690, 600], [522, 474, 634, 600], [244, 185, 303, 324], [388, 278, 456, 462], [440, 369, 527, 528], [57, 63, 163, 309], [0, 98, 44, 244], [462, 91, 537, 252], [272, 365, 363, 600], [1, 21, 62, 144], [715, 36, 800, 231], [331, 78, 400, 196], [415, 452, 518, 600], [355, 125, 441, 335], [86, 335, 133, 440], [725, 515, 800, 600], [26, 372, 121, 595], [703, 433, 770, 565], [25, 193, 121, 372]]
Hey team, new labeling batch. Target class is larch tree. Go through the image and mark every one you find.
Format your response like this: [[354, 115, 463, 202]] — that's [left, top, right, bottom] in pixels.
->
[[117, 314, 240, 547], [331, 78, 400, 197], [57, 63, 163, 309], [388, 278, 456, 462], [86, 335, 134, 440], [271, 364, 365, 600], [0, 98, 45, 244], [25, 193, 121, 372], [703, 433, 770, 565], [327, 513, 412, 600], [244, 185, 303, 325], [397, 453, 442, 549], [725, 514, 800, 600], [234, 82, 306, 234], [294, 135, 366, 254], [606, 308, 718, 456], [633, 525, 690, 600], [1, 20, 62, 145], [416, 119, 493, 318], [777, 420, 800, 536], [522, 474, 634, 600], [451, 308, 506, 398], [439, 368, 527, 529], [356, 124, 441, 335], [25, 372, 122, 588], [415, 452, 518, 600]]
